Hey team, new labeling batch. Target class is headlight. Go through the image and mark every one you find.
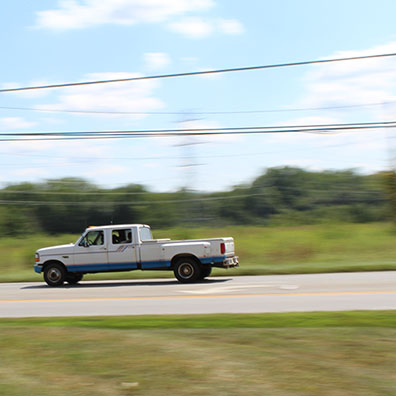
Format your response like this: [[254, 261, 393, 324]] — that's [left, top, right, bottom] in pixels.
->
[[35, 253, 40, 262]]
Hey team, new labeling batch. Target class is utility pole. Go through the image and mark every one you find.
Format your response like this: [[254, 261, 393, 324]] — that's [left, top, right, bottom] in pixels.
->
[[175, 111, 206, 224], [387, 135, 396, 224], [383, 103, 396, 224]]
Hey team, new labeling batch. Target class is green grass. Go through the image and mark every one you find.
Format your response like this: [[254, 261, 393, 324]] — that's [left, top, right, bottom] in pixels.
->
[[1, 312, 396, 396], [1, 311, 396, 329], [3, 222, 396, 283]]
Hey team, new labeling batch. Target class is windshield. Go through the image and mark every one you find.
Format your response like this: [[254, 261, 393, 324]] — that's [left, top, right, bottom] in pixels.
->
[[78, 230, 104, 246]]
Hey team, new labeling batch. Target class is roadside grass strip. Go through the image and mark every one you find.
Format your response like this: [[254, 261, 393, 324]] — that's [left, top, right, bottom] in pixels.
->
[[1, 312, 396, 396], [1, 311, 396, 329]]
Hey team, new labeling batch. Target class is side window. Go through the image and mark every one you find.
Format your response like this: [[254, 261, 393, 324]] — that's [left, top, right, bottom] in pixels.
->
[[112, 229, 133, 245], [140, 227, 153, 241], [81, 230, 104, 246]]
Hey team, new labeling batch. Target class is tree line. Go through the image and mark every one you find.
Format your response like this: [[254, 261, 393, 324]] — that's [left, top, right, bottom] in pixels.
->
[[1, 167, 395, 235]]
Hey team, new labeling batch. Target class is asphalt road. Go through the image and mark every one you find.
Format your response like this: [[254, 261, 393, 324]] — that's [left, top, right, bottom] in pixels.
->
[[1, 271, 396, 318]]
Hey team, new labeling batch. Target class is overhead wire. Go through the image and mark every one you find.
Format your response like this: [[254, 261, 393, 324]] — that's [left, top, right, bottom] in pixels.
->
[[1, 52, 396, 93], [0, 99, 395, 116], [0, 141, 378, 162], [1, 120, 396, 142], [0, 189, 386, 206], [0, 185, 385, 196]]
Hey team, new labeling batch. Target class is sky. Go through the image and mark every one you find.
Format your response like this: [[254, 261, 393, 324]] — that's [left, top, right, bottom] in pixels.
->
[[2, 0, 396, 192]]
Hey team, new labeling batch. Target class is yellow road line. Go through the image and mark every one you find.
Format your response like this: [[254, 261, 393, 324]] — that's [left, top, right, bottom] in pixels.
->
[[1, 290, 396, 303]]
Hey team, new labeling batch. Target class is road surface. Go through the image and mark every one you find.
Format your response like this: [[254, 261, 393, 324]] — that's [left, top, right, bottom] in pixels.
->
[[1, 271, 396, 317]]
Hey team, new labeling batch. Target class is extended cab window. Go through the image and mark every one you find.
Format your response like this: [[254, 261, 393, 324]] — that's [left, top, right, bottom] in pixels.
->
[[112, 229, 132, 244], [80, 230, 104, 246], [140, 227, 153, 241]]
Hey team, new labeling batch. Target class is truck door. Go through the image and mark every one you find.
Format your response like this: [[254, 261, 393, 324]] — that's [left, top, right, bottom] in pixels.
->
[[108, 228, 138, 270], [73, 229, 108, 270]]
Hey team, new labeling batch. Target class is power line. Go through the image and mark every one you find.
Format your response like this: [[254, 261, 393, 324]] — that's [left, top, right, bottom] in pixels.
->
[[0, 133, 385, 161], [0, 189, 150, 196], [0, 190, 386, 206], [1, 52, 396, 93], [0, 185, 384, 196], [2, 120, 395, 136], [1, 120, 396, 141], [0, 193, 270, 206], [1, 99, 395, 116]]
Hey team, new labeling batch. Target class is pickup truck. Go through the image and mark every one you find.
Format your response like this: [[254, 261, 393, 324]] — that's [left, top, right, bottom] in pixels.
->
[[34, 224, 239, 286]]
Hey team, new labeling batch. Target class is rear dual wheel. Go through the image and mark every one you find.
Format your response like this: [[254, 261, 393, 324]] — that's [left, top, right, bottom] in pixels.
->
[[174, 258, 212, 283], [174, 258, 202, 283], [199, 266, 212, 280]]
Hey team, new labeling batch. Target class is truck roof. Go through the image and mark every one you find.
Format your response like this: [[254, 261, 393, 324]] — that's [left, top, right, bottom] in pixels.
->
[[86, 224, 149, 230]]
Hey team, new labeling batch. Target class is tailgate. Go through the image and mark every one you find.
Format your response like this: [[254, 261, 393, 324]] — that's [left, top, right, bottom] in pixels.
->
[[222, 238, 235, 256]]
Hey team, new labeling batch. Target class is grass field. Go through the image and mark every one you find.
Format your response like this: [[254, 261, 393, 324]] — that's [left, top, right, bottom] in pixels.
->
[[2, 222, 396, 282], [1, 311, 396, 395]]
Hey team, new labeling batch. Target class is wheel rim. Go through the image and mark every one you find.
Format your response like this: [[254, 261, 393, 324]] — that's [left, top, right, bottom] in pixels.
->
[[48, 267, 62, 283], [178, 263, 194, 279]]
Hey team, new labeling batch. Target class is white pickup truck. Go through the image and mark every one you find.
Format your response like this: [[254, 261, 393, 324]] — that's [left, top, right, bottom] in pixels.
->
[[34, 224, 239, 286]]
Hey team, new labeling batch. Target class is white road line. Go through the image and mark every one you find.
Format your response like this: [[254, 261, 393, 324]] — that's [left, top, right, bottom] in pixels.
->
[[179, 284, 300, 294]]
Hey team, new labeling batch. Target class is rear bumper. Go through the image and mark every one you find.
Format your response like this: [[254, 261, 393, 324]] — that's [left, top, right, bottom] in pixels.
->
[[223, 256, 239, 268], [210, 255, 239, 268]]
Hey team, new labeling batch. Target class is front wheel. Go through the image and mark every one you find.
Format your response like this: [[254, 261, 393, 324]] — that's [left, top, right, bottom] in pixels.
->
[[66, 273, 83, 285], [43, 263, 66, 287], [174, 258, 202, 283]]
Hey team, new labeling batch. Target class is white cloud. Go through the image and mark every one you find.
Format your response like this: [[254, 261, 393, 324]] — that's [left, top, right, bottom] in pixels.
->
[[40, 71, 165, 120], [168, 17, 213, 39], [217, 18, 244, 35], [262, 41, 396, 175], [34, 0, 245, 40], [90, 164, 129, 176], [12, 168, 50, 178], [298, 42, 396, 121], [3, 140, 58, 153], [168, 16, 244, 39], [180, 56, 199, 65], [143, 162, 160, 169], [0, 117, 36, 130], [144, 52, 172, 71], [35, 0, 215, 30]]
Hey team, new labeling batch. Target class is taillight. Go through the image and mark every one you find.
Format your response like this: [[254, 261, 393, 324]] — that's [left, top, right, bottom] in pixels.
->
[[220, 243, 226, 254]]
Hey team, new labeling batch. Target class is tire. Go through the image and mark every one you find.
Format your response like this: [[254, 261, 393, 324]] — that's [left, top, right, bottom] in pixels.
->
[[174, 258, 202, 283], [66, 273, 83, 285], [43, 263, 66, 287], [199, 266, 212, 280]]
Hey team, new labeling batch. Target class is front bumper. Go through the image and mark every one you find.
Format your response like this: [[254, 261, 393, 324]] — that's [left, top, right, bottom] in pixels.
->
[[34, 264, 43, 274]]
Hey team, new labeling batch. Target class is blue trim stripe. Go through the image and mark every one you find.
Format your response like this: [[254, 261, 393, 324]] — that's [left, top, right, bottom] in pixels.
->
[[201, 256, 226, 264], [141, 260, 171, 269], [65, 259, 174, 272], [66, 262, 139, 272]]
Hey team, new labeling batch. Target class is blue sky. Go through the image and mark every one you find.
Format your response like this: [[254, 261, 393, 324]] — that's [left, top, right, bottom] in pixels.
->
[[2, 0, 396, 191]]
